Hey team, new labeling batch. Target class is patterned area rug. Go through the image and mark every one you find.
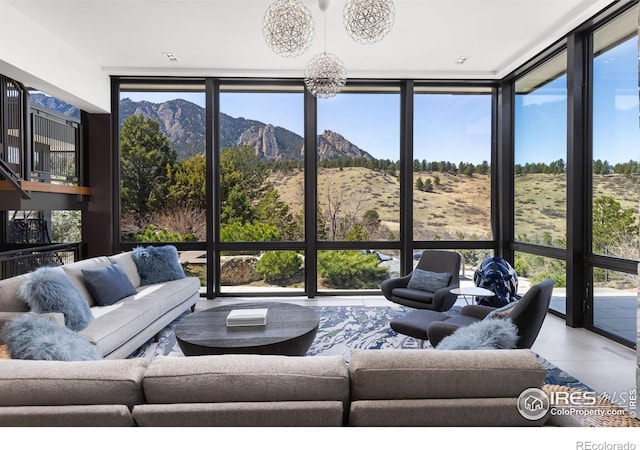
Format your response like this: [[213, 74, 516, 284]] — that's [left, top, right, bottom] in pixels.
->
[[130, 305, 591, 390]]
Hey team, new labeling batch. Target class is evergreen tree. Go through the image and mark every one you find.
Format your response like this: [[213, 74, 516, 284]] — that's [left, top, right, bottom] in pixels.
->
[[168, 154, 206, 209], [120, 115, 176, 218]]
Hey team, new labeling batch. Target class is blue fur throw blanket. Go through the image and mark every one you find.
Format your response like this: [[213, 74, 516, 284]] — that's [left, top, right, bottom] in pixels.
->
[[436, 318, 519, 350], [19, 267, 92, 331], [1, 316, 101, 361]]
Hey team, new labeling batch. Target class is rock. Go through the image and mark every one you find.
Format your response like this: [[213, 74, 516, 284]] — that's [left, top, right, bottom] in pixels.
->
[[220, 255, 261, 285]]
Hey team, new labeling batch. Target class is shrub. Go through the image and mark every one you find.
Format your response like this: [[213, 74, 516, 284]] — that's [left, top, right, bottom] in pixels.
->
[[317, 250, 388, 289], [133, 224, 197, 242], [220, 222, 281, 243], [256, 251, 302, 284]]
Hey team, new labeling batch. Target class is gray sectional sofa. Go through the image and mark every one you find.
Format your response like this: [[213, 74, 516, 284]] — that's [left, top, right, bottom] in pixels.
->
[[0, 250, 200, 359], [0, 349, 549, 426]]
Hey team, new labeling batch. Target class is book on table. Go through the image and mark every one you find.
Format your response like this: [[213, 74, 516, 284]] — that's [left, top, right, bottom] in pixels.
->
[[226, 308, 268, 327]]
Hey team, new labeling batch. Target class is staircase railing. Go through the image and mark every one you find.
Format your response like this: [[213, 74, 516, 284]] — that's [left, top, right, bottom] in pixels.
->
[[0, 243, 80, 280]]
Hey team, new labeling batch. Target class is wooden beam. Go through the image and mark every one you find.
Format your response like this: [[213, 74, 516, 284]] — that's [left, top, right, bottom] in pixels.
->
[[0, 181, 92, 195]]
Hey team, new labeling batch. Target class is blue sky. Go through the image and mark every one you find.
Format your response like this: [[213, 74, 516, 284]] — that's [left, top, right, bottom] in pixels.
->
[[122, 36, 638, 166]]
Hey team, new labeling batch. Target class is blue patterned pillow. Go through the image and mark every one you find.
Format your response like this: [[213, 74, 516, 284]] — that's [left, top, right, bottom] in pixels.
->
[[1, 316, 101, 361], [19, 267, 92, 331], [132, 245, 185, 286], [82, 263, 137, 306], [407, 269, 451, 292]]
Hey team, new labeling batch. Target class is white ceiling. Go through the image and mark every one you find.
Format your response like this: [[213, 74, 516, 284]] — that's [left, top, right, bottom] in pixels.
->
[[0, 0, 624, 112], [6, 0, 620, 79]]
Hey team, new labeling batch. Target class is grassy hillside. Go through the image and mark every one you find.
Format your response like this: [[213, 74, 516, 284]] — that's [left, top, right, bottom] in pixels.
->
[[269, 168, 639, 243]]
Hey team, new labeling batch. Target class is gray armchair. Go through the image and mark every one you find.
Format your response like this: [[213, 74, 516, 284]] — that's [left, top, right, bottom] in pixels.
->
[[381, 251, 461, 312], [427, 278, 554, 348]]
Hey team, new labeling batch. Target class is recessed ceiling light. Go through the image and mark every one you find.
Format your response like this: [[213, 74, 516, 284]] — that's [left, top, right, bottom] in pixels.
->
[[162, 52, 178, 62], [456, 56, 468, 64]]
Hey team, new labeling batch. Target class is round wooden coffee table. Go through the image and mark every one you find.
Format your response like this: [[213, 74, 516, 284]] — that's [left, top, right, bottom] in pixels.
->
[[175, 302, 320, 356]]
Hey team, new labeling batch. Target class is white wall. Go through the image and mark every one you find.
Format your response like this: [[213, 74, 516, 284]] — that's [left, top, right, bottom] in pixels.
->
[[0, 0, 110, 113]]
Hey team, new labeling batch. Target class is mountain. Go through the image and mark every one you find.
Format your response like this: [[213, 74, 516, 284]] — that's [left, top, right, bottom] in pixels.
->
[[29, 93, 81, 120], [119, 98, 207, 159], [29, 95, 375, 162], [117, 98, 373, 162]]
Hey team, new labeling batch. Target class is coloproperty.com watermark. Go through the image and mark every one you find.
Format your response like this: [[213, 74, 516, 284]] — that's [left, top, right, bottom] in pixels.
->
[[516, 387, 637, 421]]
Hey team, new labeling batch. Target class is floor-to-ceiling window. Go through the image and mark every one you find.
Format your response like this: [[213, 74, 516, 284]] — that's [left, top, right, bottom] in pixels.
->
[[514, 50, 568, 313], [413, 86, 494, 278], [316, 86, 401, 292], [117, 83, 207, 287], [589, 5, 639, 343], [218, 84, 306, 294]]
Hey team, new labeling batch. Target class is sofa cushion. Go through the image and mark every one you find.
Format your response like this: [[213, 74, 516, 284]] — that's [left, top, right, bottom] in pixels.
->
[[133, 402, 345, 427], [0, 358, 147, 408], [132, 245, 185, 286], [406, 269, 451, 292], [107, 252, 141, 288], [1, 316, 101, 361], [0, 274, 30, 312], [0, 405, 136, 427], [348, 398, 544, 427], [18, 267, 92, 331], [82, 263, 137, 306], [349, 349, 546, 401], [61, 256, 112, 307], [81, 277, 200, 356], [143, 354, 349, 404]]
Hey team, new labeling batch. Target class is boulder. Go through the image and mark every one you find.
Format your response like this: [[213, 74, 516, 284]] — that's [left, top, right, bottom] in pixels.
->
[[220, 256, 261, 285]]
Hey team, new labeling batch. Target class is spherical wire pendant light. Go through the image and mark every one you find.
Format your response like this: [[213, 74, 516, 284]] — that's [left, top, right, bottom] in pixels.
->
[[343, 0, 395, 44], [304, 0, 347, 98], [304, 51, 347, 98], [263, 0, 315, 57]]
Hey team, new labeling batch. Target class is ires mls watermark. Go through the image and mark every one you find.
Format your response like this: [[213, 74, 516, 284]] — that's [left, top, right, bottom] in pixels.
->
[[516, 387, 637, 421]]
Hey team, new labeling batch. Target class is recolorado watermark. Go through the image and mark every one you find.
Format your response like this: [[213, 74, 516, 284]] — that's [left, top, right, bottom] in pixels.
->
[[575, 443, 636, 450], [516, 387, 637, 421]]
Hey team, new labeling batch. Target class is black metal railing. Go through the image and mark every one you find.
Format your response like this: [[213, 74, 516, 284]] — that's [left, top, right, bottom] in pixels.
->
[[0, 81, 82, 188], [0, 243, 80, 280], [1, 75, 26, 177], [31, 108, 80, 184]]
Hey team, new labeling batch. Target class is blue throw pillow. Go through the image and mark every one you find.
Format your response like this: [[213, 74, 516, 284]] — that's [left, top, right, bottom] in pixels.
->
[[19, 267, 92, 331], [0, 316, 101, 361], [82, 263, 137, 306], [407, 269, 451, 292], [132, 245, 186, 286]]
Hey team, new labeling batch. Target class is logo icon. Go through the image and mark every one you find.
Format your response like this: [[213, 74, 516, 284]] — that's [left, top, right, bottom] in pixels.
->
[[517, 387, 550, 420]]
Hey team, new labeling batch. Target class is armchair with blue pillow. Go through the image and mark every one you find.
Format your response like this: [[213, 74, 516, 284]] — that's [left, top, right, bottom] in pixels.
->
[[381, 250, 461, 312]]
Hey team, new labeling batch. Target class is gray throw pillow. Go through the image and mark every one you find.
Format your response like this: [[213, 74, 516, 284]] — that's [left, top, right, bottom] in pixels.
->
[[407, 269, 451, 292], [82, 263, 137, 306], [1, 316, 101, 361], [18, 267, 92, 331]]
